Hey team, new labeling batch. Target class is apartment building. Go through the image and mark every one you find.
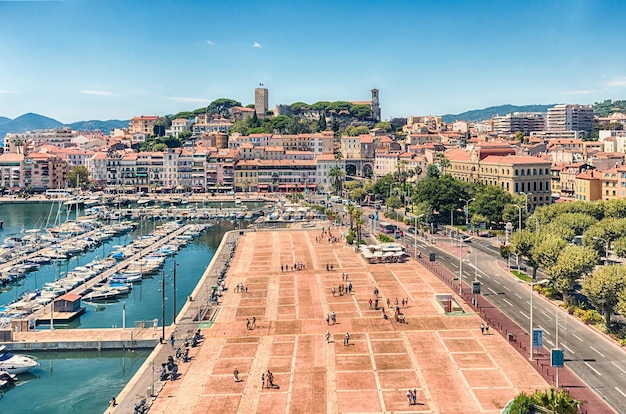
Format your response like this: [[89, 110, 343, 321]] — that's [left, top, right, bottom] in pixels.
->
[[0, 153, 24, 190], [575, 169, 602, 201], [234, 159, 316, 193], [316, 154, 345, 194], [493, 112, 545, 135], [23, 152, 67, 191], [4, 128, 77, 153], [546, 104, 594, 137], [447, 146, 551, 210], [129, 116, 159, 135]]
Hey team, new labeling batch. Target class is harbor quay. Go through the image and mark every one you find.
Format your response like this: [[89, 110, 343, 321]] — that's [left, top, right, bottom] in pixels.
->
[[114, 226, 552, 414]]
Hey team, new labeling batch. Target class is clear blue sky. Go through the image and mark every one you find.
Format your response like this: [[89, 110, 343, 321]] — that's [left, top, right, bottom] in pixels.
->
[[1, 0, 625, 123]]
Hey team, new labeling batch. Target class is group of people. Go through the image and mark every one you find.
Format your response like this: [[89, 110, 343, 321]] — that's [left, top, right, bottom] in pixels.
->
[[235, 283, 248, 293], [246, 317, 257, 330], [406, 388, 419, 406], [325, 311, 337, 325], [261, 370, 275, 388], [160, 355, 179, 381], [281, 262, 306, 272], [480, 323, 490, 335], [317, 228, 340, 244]]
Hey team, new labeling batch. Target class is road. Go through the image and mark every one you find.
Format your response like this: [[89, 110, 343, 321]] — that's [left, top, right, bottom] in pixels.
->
[[400, 229, 626, 414]]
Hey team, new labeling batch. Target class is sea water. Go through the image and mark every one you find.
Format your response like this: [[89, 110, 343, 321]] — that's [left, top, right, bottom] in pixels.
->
[[0, 201, 262, 412]]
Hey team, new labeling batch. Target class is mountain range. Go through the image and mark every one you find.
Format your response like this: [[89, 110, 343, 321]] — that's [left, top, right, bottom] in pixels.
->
[[441, 104, 553, 123], [0, 113, 129, 145]]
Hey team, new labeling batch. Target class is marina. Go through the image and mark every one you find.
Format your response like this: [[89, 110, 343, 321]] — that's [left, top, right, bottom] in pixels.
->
[[0, 200, 259, 413]]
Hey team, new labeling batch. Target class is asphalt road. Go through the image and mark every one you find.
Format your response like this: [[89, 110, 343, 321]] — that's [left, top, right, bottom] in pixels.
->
[[400, 230, 626, 414]]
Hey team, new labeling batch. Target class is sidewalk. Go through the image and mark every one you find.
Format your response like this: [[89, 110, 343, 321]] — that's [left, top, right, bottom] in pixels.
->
[[135, 228, 552, 414]]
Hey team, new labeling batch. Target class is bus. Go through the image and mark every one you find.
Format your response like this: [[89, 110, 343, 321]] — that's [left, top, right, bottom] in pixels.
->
[[379, 221, 398, 234], [45, 189, 73, 198]]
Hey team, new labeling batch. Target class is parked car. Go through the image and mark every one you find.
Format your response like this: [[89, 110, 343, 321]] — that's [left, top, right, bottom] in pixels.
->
[[461, 235, 472, 242], [407, 227, 416, 234]]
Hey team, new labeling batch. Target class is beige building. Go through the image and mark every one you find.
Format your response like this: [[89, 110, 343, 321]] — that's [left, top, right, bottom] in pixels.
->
[[447, 147, 552, 211], [129, 116, 159, 135]]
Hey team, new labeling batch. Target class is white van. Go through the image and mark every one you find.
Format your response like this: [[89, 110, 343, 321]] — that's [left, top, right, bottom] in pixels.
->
[[330, 196, 341, 203]]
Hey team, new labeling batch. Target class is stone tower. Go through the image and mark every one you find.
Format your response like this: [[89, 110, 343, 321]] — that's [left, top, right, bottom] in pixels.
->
[[371, 89, 381, 122], [255, 86, 269, 118]]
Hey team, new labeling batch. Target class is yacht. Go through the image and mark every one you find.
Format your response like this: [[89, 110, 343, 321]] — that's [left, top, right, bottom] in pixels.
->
[[0, 345, 39, 374]]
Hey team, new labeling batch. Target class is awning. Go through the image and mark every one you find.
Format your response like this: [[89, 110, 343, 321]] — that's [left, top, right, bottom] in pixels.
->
[[278, 184, 289, 188], [258, 184, 269, 188], [307, 184, 317, 188]]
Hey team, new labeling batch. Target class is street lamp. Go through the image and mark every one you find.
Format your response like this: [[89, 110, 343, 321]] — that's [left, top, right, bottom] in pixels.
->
[[529, 278, 550, 360], [414, 214, 424, 258], [459, 198, 474, 231], [514, 203, 525, 267], [593, 236, 609, 263], [521, 192, 532, 213], [459, 245, 471, 295]]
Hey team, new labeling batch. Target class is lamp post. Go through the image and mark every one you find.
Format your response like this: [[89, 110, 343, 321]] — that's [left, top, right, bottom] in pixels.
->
[[514, 203, 525, 267], [459, 248, 471, 295], [415, 214, 424, 258], [521, 192, 531, 213], [459, 198, 474, 231], [529, 279, 549, 360], [593, 236, 609, 263]]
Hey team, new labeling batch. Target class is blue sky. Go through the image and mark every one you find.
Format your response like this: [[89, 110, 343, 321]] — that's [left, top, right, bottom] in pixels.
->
[[1, 0, 625, 123]]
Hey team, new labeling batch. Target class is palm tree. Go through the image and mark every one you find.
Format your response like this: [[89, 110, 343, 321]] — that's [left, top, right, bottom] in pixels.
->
[[437, 153, 451, 175], [328, 166, 346, 196]]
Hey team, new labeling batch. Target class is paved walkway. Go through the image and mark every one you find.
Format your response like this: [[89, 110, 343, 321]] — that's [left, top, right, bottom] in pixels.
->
[[141, 228, 549, 414]]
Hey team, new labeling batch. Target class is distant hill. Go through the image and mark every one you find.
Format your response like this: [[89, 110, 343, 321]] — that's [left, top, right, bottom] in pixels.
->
[[0, 113, 129, 146], [441, 104, 553, 123], [68, 119, 129, 132]]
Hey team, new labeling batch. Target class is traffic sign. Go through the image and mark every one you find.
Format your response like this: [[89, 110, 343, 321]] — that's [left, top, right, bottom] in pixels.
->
[[533, 329, 543, 348], [551, 349, 564, 367]]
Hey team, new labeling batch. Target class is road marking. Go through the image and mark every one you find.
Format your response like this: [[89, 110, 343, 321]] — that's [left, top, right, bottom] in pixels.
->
[[493, 279, 501, 284], [541, 311, 552, 320], [488, 287, 498, 295], [572, 333, 583, 342], [502, 299, 514, 307], [590, 346, 606, 358], [450, 262, 458, 268], [557, 323, 567, 331], [615, 387, 626, 398], [503, 286, 511, 291], [612, 362, 626, 375], [562, 344, 574, 354], [545, 338, 554, 346], [515, 294, 523, 299], [520, 311, 529, 319], [584, 361, 602, 376]]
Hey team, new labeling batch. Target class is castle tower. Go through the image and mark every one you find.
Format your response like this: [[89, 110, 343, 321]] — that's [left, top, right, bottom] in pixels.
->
[[371, 89, 381, 121], [255, 85, 269, 118]]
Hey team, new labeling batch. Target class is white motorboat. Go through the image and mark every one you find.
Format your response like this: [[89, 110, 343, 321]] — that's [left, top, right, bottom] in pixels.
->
[[0, 345, 39, 374]]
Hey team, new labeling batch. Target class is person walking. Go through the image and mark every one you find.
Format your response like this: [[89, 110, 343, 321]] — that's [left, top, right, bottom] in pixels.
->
[[386, 298, 391, 308], [485, 323, 489, 335], [331, 311, 336, 325], [233, 367, 240, 382], [326, 314, 330, 325], [261, 372, 265, 388], [246, 319, 251, 330], [325, 330, 331, 343], [170, 333, 175, 349], [368, 298, 373, 309], [480, 323, 485, 335], [344, 332, 350, 346], [252, 316, 256, 328]]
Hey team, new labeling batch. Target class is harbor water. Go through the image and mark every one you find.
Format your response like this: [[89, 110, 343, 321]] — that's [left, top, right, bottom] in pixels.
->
[[0, 201, 262, 412]]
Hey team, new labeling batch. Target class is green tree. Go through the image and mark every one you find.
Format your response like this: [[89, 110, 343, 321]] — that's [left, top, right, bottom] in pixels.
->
[[374, 121, 392, 132], [425, 164, 440, 179], [471, 185, 513, 226], [510, 230, 541, 279], [66, 166, 90, 188], [328, 166, 346, 196], [345, 125, 370, 136], [290, 102, 310, 114], [318, 114, 327, 131], [327, 101, 352, 112], [311, 101, 331, 111], [207, 98, 242, 117], [514, 130, 524, 142], [178, 130, 192, 141], [413, 174, 469, 224], [350, 104, 372, 119], [582, 264, 626, 330], [547, 245, 597, 303]]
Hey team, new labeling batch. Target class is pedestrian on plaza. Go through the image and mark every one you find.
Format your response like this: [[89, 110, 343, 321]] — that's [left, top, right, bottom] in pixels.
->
[[267, 370, 274, 388], [233, 367, 240, 382], [394, 297, 398, 307], [252, 316, 256, 328], [485, 323, 489, 335], [331, 312, 336, 325], [281, 265, 283, 272], [412, 389, 417, 405], [344, 332, 350, 346], [386, 298, 391, 308], [374, 298, 379, 310], [247, 319, 251, 330], [261, 372, 265, 388], [326, 314, 330, 325], [406, 389, 412, 406], [368, 298, 373, 309], [480, 323, 485, 335], [331, 287, 336, 296], [110, 397, 117, 407], [325, 330, 331, 343], [170, 333, 175, 348], [348, 283, 352, 293]]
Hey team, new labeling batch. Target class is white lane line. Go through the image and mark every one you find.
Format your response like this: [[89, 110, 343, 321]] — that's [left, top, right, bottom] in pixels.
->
[[541, 311, 553, 320], [611, 362, 626, 375], [502, 299, 514, 307], [590, 346, 606, 358], [558, 324, 567, 331], [520, 311, 529, 319], [493, 279, 501, 285], [584, 361, 602, 376], [503, 286, 511, 291], [615, 387, 626, 398], [450, 262, 458, 268], [562, 344, 574, 354], [572, 333, 583, 342], [545, 338, 554, 346], [515, 294, 523, 299], [488, 287, 498, 295]]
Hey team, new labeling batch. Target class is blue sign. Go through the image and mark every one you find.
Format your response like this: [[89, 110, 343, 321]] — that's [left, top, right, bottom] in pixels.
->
[[551, 349, 564, 367], [533, 329, 543, 348], [375, 211, 379, 221]]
